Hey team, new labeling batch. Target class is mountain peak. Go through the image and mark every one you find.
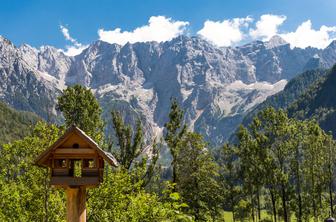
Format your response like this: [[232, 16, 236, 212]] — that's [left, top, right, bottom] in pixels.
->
[[266, 35, 288, 49], [326, 39, 336, 49], [19, 43, 38, 52], [0, 35, 14, 46], [39, 45, 59, 52]]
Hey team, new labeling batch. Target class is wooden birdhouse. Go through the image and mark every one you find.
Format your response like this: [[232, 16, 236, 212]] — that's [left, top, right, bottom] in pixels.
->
[[35, 125, 118, 222]]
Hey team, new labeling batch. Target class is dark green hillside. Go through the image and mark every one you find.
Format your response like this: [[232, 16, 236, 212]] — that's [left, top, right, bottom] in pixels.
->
[[288, 65, 336, 136], [241, 68, 327, 126], [0, 101, 40, 144]]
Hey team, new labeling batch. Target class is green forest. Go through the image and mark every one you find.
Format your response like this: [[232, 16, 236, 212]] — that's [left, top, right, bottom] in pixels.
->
[[0, 101, 40, 144], [2, 66, 336, 222]]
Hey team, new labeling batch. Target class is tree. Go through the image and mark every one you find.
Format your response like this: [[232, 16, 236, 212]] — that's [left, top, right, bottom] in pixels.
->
[[57, 84, 104, 142], [236, 125, 261, 222], [110, 110, 159, 186], [164, 98, 186, 185], [252, 108, 293, 222], [218, 144, 240, 222], [322, 133, 336, 217], [301, 121, 327, 221], [176, 132, 220, 221], [87, 169, 192, 222], [234, 107, 336, 221], [111, 110, 144, 170], [0, 122, 65, 221]]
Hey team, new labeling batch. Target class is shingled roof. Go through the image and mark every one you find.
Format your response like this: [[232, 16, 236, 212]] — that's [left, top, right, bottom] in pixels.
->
[[35, 125, 118, 167]]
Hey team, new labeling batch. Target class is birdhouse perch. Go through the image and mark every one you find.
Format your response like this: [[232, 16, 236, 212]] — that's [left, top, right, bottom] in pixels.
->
[[35, 125, 118, 222]]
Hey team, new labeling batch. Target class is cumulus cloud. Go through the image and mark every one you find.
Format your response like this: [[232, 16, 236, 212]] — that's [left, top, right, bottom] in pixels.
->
[[59, 25, 88, 56], [280, 20, 336, 49], [249, 15, 336, 49], [197, 17, 253, 47], [98, 16, 189, 45], [59, 14, 336, 53], [250, 14, 287, 41]]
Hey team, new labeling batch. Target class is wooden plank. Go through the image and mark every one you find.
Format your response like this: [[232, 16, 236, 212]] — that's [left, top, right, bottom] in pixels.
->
[[54, 148, 95, 155], [53, 155, 96, 159], [51, 177, 99, 186], [52, 169, 69, 176]]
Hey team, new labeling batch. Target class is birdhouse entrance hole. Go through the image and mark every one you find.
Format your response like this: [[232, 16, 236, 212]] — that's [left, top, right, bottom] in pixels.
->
[[72, 143, 80, 148]]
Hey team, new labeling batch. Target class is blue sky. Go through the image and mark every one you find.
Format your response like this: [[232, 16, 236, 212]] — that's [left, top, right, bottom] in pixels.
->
[[1, 0, 336, 54]]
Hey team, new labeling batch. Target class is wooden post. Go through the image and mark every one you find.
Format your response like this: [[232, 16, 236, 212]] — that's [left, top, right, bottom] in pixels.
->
[[66, 186, 86, 222]]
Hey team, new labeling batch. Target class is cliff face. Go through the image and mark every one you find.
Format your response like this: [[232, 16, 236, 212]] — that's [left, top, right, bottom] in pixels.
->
[[1, 35, 335, 145]]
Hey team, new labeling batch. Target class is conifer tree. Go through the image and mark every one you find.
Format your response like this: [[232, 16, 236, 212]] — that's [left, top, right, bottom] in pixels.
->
[[110, 110, 159, 186], [164, 98, 186, 184], [111, 110, 144, 170]]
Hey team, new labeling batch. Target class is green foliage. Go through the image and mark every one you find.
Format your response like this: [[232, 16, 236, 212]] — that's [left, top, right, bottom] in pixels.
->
[[164, 98, 186, 184], [111, 110, 145, 170], [176, 132, 220, 220], [241, 68, 327, 134], [229, 107, 336, 222], [87, 169, 192, 222], [0, 121, 192, 222], [0, 122, 65, 221], [217, 144, 241, 221], [164, 100, 221, 220], [288, 64, 336, 138], [5, 82, 336, 222], [0, 101, 40, 145], [57, 84, 104, 141], [110, 110, 159, 187]]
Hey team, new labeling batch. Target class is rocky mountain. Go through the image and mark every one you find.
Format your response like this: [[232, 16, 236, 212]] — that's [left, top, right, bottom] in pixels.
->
[[238, 65, 336, 142], [1, 34, 336, 145], [0, 37, 61, 121], [240, 68, 328, 127]]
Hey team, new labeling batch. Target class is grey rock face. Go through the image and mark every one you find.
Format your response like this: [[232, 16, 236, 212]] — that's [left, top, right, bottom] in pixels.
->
[[1, 35, 336, 145], [0, 37, 60, 121]]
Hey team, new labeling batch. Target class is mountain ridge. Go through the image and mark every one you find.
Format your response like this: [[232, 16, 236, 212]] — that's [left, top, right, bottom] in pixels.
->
[[1, 34, 336, 145]]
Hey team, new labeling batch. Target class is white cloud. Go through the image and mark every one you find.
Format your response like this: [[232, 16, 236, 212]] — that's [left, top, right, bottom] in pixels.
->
[[98, 16, 189, 45], [280, 20, 336, 49], [59, 25, 87, 56], [249, 15, 336, 49], [60, 25, 78, 45], [59, 14, 336, 54], [250, 14, 287, 41], [197, 17, 253, 47]]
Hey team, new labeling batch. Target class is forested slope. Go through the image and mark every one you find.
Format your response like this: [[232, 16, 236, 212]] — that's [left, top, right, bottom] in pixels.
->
[[288, 65, 336, 137], [0, 101, 40, 144]]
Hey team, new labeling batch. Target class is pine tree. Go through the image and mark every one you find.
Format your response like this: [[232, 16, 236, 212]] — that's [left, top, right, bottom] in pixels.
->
[[164, 98, 186, 184], [110, 110, 159, 186], [111, 110, 144, 170]]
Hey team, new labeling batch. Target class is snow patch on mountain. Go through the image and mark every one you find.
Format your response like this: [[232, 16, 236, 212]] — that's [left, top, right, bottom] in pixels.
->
[[227, 79, 287, 91]]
